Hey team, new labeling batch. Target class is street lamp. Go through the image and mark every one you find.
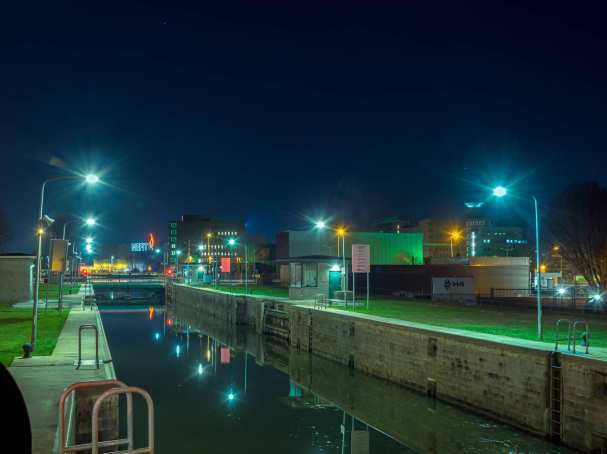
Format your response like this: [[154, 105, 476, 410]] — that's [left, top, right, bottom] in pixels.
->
[[227, 238, 248, 294], [31, 173, 99, 351], [448, 229, 463, 258], [176, 250, 182, 278], [492, 185, 543, 339], [315, 220, 326, 229], [59, 216, 97, 310], [336, 227, 346, 291]]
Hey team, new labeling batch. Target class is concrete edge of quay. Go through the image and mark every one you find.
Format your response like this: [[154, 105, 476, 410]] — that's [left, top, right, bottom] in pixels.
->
[[9, 285, 117, 454], [171, 282, 607, 453]]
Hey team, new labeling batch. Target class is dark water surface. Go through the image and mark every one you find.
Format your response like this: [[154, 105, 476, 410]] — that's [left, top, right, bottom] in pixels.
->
[[100, 307, 571, 454]]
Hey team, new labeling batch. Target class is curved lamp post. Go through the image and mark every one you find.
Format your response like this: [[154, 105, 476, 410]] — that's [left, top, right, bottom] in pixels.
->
[[493, 186, 543, 339], [31, 174, 99, 351]]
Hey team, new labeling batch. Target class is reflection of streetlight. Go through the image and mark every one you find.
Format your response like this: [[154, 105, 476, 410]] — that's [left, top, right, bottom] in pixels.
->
[[32, 173, 100, 351], [493, 185, 543, 339]]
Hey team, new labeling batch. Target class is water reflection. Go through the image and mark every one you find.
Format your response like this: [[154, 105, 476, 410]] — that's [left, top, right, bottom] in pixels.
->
[[101, 306, 571, 454]]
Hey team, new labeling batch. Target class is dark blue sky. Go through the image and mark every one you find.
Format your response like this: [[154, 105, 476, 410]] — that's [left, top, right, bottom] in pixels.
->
[[1, 1, 606, 252]]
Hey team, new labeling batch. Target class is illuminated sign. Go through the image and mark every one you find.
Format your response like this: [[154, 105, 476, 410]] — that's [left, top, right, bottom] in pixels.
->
[[148, 232, 156, 249], [130, 242, 150, 253]]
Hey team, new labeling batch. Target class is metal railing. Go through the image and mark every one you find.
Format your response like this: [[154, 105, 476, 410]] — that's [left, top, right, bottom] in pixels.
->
[[76, 324, 99, 369], [554, 319, 572, 351], [91, 386, 154, 454], [572, 320, 590, 354], [59, 380, 133, 454], [554, 319, 590, 354], [314, 293, 328, 310]]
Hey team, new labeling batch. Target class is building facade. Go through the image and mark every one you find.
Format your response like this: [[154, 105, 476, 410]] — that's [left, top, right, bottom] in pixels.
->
[[400, 218, 465, 260], [464, 205, 530, 258], [168, 215, 246, 267]]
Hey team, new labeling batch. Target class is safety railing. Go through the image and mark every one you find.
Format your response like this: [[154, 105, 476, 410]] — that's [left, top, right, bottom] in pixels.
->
[[572, 320, 590, 354], [59, 380, 133, 454], [76, 324, 99, 369], [553, 319, 590, 354], [314, 294, 328, 310], [92, 386, 154, 454], [554, 319, 572, 351]]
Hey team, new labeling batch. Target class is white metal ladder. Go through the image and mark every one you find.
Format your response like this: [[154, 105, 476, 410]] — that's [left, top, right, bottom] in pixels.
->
[[59, 379, 154, 454]]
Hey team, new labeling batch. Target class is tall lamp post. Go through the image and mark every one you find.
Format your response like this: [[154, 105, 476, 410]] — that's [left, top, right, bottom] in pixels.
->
[[336, 227, 346, 291], [314, 221, 347, 291], [492, 185, 543, 339], [32, 174, 99, 351], [228, 237, 249, 295], [448, 229, 462, 258], [58, 216, 96, 311]]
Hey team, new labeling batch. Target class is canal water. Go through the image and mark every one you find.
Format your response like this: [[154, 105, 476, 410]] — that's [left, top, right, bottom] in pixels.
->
[[100, 305, 572, 454]]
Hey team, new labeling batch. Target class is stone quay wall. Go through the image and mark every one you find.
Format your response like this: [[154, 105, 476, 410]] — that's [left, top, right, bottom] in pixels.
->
[[171, 283, 607, 452]]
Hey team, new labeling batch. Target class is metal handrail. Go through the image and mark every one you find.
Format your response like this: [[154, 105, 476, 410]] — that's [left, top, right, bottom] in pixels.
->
[[314, 294, 328, 310], [77, 324, 99, 369], [59, 380, 133, 454], [92, 386, 154, 454], [572, 320, 590, 354], [554, 319, 572, 351]]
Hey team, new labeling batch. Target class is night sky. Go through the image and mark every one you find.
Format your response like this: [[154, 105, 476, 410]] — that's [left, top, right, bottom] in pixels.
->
[[1, 1, 606, 252]]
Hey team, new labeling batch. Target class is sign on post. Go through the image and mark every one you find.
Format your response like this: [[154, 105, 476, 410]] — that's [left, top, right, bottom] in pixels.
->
[[352, 244, 371, 309], [351, 244, 370, 273], [50, 239, 68, 273]]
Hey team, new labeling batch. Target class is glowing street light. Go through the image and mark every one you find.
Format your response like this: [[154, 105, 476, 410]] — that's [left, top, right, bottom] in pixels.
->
[[492, 185, 542, 339], [85, 236, 93, 244], [492, 186, 507, 198], [315, 220, 326, 229], [448, 229, 463, 258], [228, 238, 236, 246], [336, 227, 347, 291], [85, 217, 96, 226], [85, 174, 100, 184]]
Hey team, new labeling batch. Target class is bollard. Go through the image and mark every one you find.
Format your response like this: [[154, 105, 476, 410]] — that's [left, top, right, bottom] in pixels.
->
[[581, 331, 590, 347], [22, 343, 33, 358]]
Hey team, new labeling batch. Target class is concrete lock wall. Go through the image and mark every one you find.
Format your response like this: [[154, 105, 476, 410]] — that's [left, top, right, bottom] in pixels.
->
[[171, 283, 607, 452]]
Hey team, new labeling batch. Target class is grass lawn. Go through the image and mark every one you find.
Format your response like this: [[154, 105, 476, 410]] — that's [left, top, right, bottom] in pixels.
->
[[192, 283, 289, 298], [0, 305, 69, 366], [343, 298, 607, 348], [37, 283, 81, 300]]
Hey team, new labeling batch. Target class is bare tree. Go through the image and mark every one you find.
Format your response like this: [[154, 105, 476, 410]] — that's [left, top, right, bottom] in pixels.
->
[[549, 182, 607, 290], [0, 208, 10, 251]]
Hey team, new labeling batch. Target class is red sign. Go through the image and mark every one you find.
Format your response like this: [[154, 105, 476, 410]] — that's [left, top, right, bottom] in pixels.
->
[[220, 347, 231, 364], [220, 257, 231, 273], [352, 244, 371, 273]]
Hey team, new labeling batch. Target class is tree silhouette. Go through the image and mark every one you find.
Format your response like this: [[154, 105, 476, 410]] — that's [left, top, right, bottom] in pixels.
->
[[0, 208, 10, 251], [549, 182, 607, 290]]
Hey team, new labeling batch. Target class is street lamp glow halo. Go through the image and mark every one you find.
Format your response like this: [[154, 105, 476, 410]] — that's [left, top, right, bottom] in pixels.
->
[[85, 174, 100, 184], [85, 218, 96, 226], [492, 186, 508, 198], [315, 220, 326, 229]]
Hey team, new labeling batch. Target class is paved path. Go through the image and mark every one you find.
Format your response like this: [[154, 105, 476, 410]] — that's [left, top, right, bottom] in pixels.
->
[[9, 285, 115, 454]]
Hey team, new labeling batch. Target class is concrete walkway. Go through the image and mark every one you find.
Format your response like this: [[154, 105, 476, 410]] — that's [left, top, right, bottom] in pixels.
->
[[9, 284, 115, 454]]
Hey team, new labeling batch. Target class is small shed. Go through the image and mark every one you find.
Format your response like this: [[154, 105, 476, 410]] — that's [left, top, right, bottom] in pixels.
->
[[0, 255, 35, 303], [282, 255, 348, 300]]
